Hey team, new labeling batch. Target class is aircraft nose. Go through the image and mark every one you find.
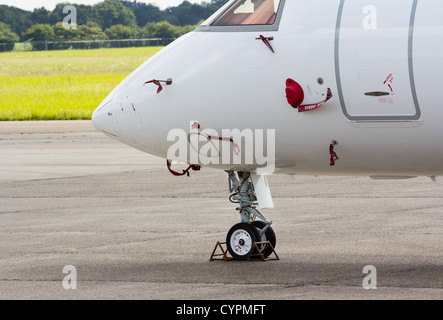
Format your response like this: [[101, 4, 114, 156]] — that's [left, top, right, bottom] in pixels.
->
[[91, 101, 117, 137]]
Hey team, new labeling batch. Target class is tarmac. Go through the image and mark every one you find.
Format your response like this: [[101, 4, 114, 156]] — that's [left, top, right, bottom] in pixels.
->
[[0, 120, 441, 300]]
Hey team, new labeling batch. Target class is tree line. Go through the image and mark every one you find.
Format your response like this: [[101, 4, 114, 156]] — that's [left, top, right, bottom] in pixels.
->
[[0, 0, 227, 46]]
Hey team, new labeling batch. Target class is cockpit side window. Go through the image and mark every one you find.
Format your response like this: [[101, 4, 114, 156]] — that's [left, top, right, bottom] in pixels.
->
[[197, 0, 285, 32], [212, 0, 281, 26]]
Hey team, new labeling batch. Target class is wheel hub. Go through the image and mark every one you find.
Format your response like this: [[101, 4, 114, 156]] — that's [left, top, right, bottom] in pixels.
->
[[230, 229, 253, 256]]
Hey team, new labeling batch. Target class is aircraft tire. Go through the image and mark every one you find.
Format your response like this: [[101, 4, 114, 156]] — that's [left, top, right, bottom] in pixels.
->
[[226, 223, 261, 261], [252, 221, 276, 258]]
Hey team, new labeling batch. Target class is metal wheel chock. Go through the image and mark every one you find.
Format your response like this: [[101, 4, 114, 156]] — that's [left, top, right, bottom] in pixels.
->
[[209, 240, 279, 262]]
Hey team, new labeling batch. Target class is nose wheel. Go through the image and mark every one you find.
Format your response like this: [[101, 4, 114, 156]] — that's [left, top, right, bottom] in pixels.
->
[[225, 171, 277, 261], [227, 223, 260, 261]]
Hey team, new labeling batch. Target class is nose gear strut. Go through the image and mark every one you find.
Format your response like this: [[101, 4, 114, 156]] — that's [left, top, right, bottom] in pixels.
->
[[225, 171, 276, 260], [227, 171, 271, 226]]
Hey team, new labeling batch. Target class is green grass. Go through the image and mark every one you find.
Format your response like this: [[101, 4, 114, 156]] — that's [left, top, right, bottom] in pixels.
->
[[0, 47, 163, 120]]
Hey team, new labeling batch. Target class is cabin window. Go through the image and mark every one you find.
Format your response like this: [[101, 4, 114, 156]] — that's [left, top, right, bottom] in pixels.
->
[[212, 0, 282, 26]]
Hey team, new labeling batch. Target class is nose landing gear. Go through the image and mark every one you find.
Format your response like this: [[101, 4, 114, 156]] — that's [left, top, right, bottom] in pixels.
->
[[225, 171, 276, 261]]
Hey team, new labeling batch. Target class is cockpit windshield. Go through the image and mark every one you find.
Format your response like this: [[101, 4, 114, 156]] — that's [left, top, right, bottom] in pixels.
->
[[211, 0, 282, 26]]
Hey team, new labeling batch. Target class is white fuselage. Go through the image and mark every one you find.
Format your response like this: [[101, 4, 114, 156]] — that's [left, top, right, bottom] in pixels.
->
[[92, 0, 443, 177]]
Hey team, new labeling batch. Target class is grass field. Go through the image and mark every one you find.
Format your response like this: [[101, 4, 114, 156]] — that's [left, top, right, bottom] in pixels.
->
[[0, 47, 163, 121]]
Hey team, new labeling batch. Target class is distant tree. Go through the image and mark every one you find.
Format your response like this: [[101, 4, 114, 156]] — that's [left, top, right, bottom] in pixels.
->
[[96, 0, 137, 30], [165, 0, 227, 26], [28, 7, 51, 25], [105, 24, 137, 39], [120, 1, 165, 27], [140, 21, 179, 39], [0, 22, 19, 51], [53, 21, 107, 41], [23, 24, 55, 41], [0, 22, 20, 43], [53, 21, 76, 41], [78, 22, 107, 40], [165, 1, 202, 26], [0, 5, 29, 39], [140, 20, 202, 39]]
